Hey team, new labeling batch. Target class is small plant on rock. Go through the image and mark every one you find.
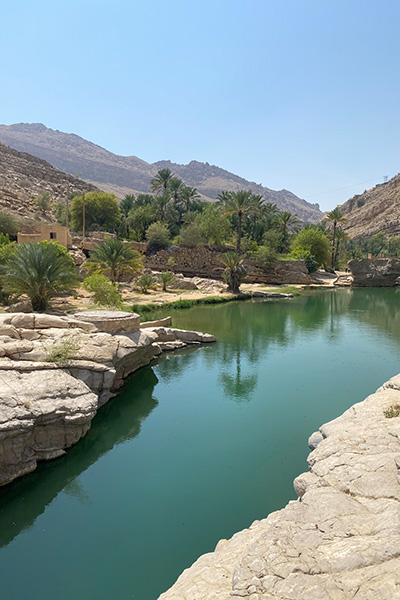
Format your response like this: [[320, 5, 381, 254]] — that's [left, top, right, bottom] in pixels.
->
[[46, 335, 81, 367], [383, 404, 400, 418]]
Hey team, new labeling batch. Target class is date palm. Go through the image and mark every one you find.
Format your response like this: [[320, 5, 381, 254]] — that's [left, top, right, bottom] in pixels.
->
[[0, 242, 79, 311], [180, 186, 201, 211], [168, 178, 184, 206], [277, 211, 302, 253], [218, 190, 258, 251], [86, 238, 143, 283], [324, 207, 347, 269], [150, 169, 173, 195], [221, 251, 247, 293]]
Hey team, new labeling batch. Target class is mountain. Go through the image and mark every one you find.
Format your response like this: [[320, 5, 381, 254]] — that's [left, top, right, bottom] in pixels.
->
[[0, 141, 96, 229], [0, 123, 322, 222], [340, 174, 400, 238]]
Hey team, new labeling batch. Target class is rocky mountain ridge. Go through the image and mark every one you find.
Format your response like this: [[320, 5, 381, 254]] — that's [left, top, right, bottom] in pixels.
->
[[0, 141, 96, 229], [0, 123, 322, 222], [341, 172, 400, 238]]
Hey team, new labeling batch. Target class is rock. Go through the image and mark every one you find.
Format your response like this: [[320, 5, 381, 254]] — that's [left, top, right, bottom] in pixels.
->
[[145, 326, 216, 344], [334, 274, 354, 286], [252, 291, 293, 298], [158, 377, 400, 600], [73, 310, 140, 334], [140, 316, 172, 328], [5, 300, 33, 313], [349, 258, 400, 287], [172, 277, 198, 290], [308, 430, 324, 449], [0, 369, 98, 486]]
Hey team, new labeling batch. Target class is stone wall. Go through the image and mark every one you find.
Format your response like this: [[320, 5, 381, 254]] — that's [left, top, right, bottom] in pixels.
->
[[145, 246, 311, 284]]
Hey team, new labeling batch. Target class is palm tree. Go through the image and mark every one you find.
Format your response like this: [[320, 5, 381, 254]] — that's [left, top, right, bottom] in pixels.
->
[[150, 169, 173, 195], [218, 190, 258, 251], [333, 228, 349, 268], [1, 242, 79, 311], [221, 251, 247, 293], [120, 194, 135, 217], [277, 211, 302, 253], [86, 238, 143, 283], [168, 178, 184, 206], [180, 186, 201, 211], [324, 207, 347, 269]]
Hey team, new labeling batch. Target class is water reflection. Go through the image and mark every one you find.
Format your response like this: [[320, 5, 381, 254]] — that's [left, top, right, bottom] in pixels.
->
[[0, 368, 158, 549]]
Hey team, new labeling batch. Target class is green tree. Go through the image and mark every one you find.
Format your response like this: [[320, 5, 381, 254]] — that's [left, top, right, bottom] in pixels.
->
[[159, 271, 175, 291], [146, 221, 170, 251], [150, 169, 173, 194], [221, 251, 247, 294], [0, 211, 19, 237], [0, 242, 78, 311], [120, 194, 135, 217], [128, 205, 156, 241], [35, 191, 52, 213], [218, 190, 259, 251], [83, 274, 122, 308], [136, 273, 157, 293], [324, 207, 347, 269], [70, 191, 121, 232], [196, 203, 232, 246], [277, 211, 302, 253], [169, 177, 184, 205], [291, 228, 331, 266], [86, 238, 143, 283], [180, 186, 201, 211], [179, 222, 204, 247]]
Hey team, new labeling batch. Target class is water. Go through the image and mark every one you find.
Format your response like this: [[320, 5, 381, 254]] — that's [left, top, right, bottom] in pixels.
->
[[1, 288, 400, 599]]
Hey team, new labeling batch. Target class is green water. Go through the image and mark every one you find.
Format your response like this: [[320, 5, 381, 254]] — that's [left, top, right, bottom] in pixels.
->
[[1, 288, 400, 599]]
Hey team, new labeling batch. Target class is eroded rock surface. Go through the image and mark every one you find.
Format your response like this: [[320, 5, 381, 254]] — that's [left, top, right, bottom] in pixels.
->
[[159, 375, 400, 600], [349, 258, 400, 287], [0, 312, 215, 485]]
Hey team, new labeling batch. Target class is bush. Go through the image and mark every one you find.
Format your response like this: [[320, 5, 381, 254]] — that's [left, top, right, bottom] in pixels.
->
[[0, 211, 19, 237], [304, 253, 319, 273], [83, 274, 122, 308], [291, 228, 330, 266], [46, 336, 81, 366], [145, 221, 170, 251], [35, 191, 52, 212], [251, 244, 277, 270], [179, 223, 204, 247], [136, 273, 157, 293]]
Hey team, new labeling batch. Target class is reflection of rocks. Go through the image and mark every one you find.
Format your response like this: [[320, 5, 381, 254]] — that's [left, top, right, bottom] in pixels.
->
[[0, 311, 215, 486], [159, 375, 400, 599], [349, 258, 400, 286]]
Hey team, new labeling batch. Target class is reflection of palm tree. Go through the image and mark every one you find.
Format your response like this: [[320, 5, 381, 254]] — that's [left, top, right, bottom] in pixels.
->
[[219, 352, 258, 402]]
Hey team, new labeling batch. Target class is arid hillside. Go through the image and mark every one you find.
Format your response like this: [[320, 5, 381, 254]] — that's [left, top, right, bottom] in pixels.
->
[[341, 173, 400, 238], [0, 123, 322, 222], [0, 142, 96, 229]]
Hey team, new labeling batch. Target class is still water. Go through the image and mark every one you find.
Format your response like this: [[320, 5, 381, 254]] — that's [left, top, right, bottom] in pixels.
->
[[1, 288, 400, 599]]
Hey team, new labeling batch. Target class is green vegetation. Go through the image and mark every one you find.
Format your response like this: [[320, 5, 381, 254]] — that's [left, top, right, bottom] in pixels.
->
[[83, 274, 122, 308], [159, 271, 175, 291], [221, 251, 247, 294], [46, 336, 81, 366], [260, 286, 302, 296], [130, 293, 251, 316], [0, 241, 79, 311], [85, 238, 143, 283], [35, 190, 52, 213], [136, 273, 158, 293], [291, 227, 331, 271], [324, 208, 347, 269], [145, 221, 171, 251], [70, 191, 120, 232], [383, 404, 400, 418], [0, 211, 19, 237]]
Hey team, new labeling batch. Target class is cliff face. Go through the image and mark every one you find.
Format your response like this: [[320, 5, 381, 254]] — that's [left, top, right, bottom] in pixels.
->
[[0, 123, 322, 222], [341, 173, 400, 238], [159, 375, 400, 599], [0, 141, 96, 228]]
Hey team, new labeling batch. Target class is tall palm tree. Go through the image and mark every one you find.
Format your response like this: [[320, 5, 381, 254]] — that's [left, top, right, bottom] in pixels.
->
[[277, 211, 302, 253], [324, 207, 347, 269], [150, 169, 173, 195], [168, 177, 184, 206], [1, 242, 79, 311], [180, 186, 201, 211], [333, 228, 349, 268], [86, 238, 143, 283], [218, 190, 258, 251]]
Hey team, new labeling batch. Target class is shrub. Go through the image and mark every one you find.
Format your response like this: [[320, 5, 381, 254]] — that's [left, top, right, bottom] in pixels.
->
[[0, 211, 19, 237], [384, 405, 400, 418], [145, 221, 170, 251], [291, 228, 330, 266], [304, 253, 319, 273], [35, 191, 52, 212], [136, 273, 157, 293], [46, 336, 81, 366], [251, 244, 277, 270], [83, 274, 122, 308], [159, 271, 176, 291], [179, 223, 204, 247]]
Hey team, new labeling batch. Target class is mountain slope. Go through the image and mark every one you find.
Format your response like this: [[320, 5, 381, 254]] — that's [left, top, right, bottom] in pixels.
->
[[0, 123, 322, 222], [0, 141, 96, 228], [341, 173, 400, 238]]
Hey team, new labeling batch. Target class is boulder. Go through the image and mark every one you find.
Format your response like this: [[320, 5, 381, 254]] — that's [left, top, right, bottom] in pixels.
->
[[73, 310, 141, 334], [349, 258, 400, 286]]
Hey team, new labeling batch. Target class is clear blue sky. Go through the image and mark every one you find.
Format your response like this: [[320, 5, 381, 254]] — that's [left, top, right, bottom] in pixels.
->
[[1, 0, 400, 211]]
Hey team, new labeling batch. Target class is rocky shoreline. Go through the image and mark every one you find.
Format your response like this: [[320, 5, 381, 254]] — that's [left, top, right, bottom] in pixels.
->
[[0, 310, 215, 487], [159, 375, 400, 599]]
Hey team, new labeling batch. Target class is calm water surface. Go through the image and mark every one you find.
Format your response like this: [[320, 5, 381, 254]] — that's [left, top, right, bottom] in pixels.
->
[[1, 288, 400, 599]]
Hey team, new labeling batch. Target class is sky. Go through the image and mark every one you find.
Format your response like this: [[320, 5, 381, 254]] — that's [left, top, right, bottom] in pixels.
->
[[1, 0, 400, 212]]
